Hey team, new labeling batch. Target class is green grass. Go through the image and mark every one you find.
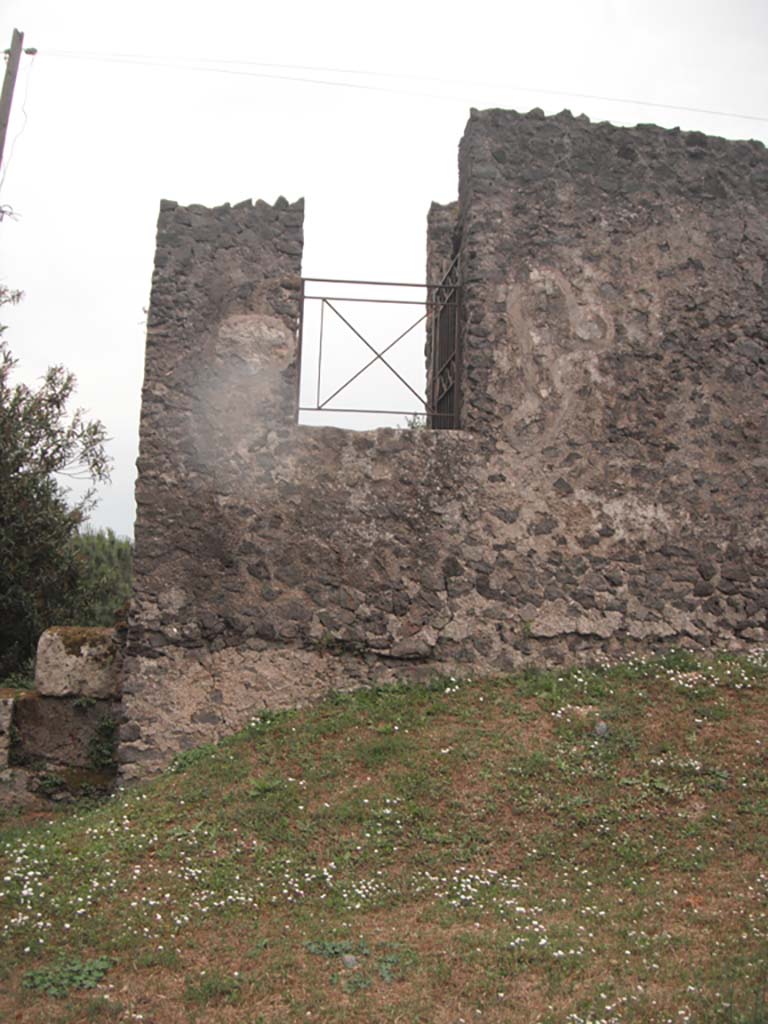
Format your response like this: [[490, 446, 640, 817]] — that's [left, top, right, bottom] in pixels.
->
[[183, 967, 242, 1007], [1, 647, 767, 1023]]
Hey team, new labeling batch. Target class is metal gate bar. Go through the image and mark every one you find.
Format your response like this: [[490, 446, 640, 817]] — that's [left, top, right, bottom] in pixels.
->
[[427, 256, 461, 429]]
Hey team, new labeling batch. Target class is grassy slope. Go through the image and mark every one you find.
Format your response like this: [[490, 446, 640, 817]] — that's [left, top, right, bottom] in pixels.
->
[[1, 649, 767, 1024]]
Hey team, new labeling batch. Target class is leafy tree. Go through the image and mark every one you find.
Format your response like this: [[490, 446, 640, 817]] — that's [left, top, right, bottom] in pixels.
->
[[0, 322, 112, 678], [59, 528, 133, 628]]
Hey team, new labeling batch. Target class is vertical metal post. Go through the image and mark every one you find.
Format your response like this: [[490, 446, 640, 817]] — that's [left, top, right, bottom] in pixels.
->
[[295, 277, 305, 423], [317, 299, 325, 409], [428, 283, 437, 428]]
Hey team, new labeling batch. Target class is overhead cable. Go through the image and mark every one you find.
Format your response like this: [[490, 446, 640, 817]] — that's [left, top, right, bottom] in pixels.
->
[[42, 49, 768, 126]]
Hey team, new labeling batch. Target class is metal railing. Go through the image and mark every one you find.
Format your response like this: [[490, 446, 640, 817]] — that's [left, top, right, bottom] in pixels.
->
[[297, 263, 461, 428], [427, 256, 460, 430]]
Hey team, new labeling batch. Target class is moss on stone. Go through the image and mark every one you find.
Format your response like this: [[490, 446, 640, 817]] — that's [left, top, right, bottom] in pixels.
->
[[60, 765, 116, 791], [8, 690, 38, 703], [51, 627, 115, 657]]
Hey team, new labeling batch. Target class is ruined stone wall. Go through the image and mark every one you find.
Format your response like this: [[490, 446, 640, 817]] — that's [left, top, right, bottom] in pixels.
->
[[457, 108, 768, 450], [2, 627, 122, 808], [122, 113, 768, 777], [452, 108, 768, 658], [425, 200, 459, 408], [426, 200, 458, 283]]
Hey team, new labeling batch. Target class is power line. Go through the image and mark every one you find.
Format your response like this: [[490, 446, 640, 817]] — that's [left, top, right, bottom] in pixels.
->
[[44, 48, 768, 126], [46, 51, 451, 104]]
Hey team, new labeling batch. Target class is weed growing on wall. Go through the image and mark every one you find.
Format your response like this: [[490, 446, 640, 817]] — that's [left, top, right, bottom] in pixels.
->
[[86, 715, 118, 771]]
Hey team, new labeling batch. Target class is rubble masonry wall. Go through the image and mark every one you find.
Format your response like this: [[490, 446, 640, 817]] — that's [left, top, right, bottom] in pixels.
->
[[120, 111, 768, 777]]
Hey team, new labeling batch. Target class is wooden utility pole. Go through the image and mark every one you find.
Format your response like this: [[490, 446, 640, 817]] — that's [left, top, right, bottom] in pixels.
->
[[0, 28, 25, 173]]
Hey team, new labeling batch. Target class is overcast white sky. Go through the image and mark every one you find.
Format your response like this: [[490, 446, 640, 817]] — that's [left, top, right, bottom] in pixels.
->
[[1, 0, 766, 538]]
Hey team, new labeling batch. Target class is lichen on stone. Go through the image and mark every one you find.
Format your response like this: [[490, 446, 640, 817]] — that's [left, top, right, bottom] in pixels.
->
[[51, 626, 115, 658]]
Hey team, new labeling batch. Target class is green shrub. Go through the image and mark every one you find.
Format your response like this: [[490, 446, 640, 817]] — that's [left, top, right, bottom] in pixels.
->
[[0, 336, 111, 680], [58, 528, 133, 629]]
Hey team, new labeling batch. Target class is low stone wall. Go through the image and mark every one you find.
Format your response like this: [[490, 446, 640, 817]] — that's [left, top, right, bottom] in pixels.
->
[[1, 628, 122, 805], [12, 691, 119, 771]]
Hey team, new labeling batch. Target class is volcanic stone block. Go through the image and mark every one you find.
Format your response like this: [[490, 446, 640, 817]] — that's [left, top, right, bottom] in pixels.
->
[[12, 692, 119, 769], [35, 627, 119, 700]]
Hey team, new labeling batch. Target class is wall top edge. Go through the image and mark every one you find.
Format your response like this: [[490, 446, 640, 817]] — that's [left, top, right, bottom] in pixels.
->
[[158, 196, 305, 216], [466, 106, 768, 154]]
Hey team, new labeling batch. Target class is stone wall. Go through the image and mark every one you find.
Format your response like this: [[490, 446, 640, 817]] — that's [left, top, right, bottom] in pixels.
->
[[426, 200, 458, 284], [457, 108, 768, 448], [1, 627, 122, 807], [121, 111, 768, 777]]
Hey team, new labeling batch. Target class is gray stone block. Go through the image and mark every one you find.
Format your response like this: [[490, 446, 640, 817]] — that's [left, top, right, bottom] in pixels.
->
[[35, 627, 119, 699]]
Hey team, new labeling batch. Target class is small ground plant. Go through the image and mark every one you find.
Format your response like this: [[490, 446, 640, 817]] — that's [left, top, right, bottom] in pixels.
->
[[22, 956, 112, 998], [184, 968, 242, 1006]]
